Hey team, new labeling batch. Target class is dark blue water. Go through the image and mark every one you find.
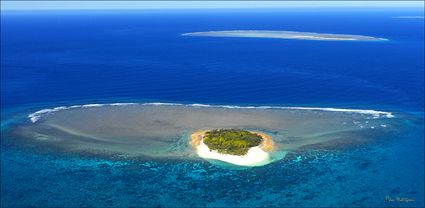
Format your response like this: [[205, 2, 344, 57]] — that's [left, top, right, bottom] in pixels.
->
[[1, 8, 424, 207], [2, 9, 424, 110]]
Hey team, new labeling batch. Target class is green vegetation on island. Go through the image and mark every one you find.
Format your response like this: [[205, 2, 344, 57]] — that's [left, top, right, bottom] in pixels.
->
[[203, 129, 263, 156]]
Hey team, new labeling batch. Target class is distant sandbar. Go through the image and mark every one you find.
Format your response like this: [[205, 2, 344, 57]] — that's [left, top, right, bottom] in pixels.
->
[[182, 30, 387, 41]]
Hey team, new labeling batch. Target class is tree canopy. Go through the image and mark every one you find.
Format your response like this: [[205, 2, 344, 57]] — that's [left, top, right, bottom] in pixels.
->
[[203, 129, 263, 156]]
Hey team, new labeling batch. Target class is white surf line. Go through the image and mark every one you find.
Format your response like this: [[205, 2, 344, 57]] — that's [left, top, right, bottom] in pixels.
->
[[177, 103, 394, 118], [28, 103, 137, 123], [28, 102, 394, 123]]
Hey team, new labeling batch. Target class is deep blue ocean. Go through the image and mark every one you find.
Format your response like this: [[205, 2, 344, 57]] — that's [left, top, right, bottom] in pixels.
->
[[1, 8, 424, 207]]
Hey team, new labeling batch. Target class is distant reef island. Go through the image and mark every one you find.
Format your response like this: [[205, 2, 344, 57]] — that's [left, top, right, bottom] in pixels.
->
[[190, 129, 274, 166], [182, 30, 388, 41]]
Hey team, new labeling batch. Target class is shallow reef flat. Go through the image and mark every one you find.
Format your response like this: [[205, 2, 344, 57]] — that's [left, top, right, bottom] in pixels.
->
[[4, 103, 400, 166], [182, 30, 388, 41]]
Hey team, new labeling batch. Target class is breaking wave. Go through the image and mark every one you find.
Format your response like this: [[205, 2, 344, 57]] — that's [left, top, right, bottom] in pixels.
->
[[28, 102, 395, 123]]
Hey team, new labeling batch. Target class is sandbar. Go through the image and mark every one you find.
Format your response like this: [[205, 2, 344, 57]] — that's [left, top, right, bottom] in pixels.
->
[[7, 103, 395, 162], [182, 30, 388, 41]]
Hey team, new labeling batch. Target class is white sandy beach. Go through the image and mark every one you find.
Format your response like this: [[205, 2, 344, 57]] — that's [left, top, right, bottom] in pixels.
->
[[197, 140, 270, 166]]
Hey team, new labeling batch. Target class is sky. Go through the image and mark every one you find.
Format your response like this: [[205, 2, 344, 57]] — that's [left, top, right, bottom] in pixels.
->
[[1, 1, 424, 11]]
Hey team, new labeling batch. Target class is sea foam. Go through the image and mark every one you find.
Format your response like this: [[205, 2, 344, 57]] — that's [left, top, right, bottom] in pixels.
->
[[27, 102, 394, 123]]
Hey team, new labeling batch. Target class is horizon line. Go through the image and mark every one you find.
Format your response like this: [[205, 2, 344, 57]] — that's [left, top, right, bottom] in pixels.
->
[[1, 1, 424, 11]]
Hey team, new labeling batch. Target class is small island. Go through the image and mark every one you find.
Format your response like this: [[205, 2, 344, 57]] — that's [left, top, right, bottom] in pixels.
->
[[190, 129, 274, 166], [204, 129, 263, 155], [182, 30, 388, 41]]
